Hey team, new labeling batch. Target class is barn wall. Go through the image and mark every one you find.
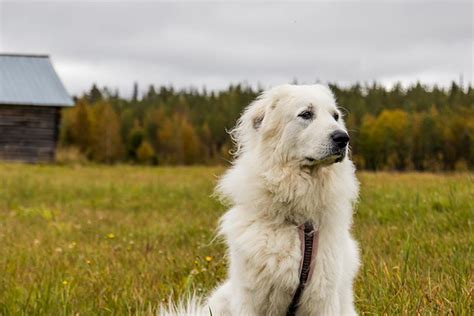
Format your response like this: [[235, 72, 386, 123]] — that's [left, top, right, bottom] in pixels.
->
[[0, 104, 60, 163]]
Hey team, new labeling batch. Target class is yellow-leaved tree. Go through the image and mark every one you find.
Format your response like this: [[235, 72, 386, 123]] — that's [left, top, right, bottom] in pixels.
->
[[156, 113, 202, 164], [90, 101, 124, 163], [136, 140, 155, 164], [373, 109, 410, 170], [180, 117, 201, 164]]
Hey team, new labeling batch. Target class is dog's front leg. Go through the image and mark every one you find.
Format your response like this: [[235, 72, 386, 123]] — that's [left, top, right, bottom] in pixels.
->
[[208, 279, 259, 316], [226, 246, 278, 315], [338, 286, 357, 316], [229, 289, 259, 316], [314, 293, 341, 316]]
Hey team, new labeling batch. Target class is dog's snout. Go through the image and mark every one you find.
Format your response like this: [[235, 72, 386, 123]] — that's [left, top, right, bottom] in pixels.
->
[[331, 131, 350, 148]]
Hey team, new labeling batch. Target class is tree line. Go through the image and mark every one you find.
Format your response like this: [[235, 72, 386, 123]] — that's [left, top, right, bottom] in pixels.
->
[[59, 82, 473, 171]]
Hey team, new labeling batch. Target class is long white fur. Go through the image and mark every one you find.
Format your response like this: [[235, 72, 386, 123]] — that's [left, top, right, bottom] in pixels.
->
[[160, 84, 360, 316]]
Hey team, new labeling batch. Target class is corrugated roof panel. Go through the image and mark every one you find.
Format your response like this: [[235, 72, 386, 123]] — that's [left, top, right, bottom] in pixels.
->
[[0, 54, 74, 107]]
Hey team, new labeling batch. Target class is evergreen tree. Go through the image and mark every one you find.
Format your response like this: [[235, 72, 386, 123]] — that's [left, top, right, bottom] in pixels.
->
[[126, 121, 145, 160], [88, 84, 103, 103], [132, 82, 139, 102]]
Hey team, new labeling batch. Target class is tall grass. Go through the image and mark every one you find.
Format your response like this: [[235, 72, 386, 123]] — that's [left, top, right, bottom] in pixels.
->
[[0, 164, 472, 314]]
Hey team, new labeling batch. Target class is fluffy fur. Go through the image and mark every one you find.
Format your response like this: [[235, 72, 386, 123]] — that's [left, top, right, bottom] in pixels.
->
[[161, 84, 360, 315]]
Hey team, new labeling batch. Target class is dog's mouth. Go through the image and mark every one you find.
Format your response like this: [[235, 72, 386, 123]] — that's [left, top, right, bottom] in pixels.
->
[[304, 151, 345, 166]]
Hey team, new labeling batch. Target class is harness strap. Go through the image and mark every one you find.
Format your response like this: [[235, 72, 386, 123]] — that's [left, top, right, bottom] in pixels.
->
[[286, 221, 319, 316]]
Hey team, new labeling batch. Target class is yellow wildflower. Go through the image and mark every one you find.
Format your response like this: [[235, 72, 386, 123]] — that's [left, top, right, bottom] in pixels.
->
[[205, 256, 212, 262]]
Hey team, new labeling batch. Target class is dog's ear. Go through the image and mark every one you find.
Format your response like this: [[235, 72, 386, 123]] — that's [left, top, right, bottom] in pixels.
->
[[242, 84, 290, 132], [252, 113, 264, 130], [249, 102, 265, 131], [229, 91, 274, 155], [242, 92, 272, 131]]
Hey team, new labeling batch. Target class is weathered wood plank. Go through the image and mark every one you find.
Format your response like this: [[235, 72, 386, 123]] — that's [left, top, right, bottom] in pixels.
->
[[0, 127, 55, 138], [0, 145, 54, 155], [0, 119, 56, 129], [0, 104, 62, 162], [0, 139, 56, 146]]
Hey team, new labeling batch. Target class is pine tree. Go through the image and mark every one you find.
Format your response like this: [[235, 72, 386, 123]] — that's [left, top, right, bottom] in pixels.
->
[[132, 82, 139, 102], [126, 120, 145, 160], [88, 84, 103, 103]]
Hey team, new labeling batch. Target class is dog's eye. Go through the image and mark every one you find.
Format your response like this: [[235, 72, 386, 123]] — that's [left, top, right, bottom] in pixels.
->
[[333, 112, 339, 121], [298, 110, 314, 120]]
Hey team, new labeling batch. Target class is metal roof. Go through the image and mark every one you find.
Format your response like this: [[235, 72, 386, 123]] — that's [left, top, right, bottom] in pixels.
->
[[0, 54, 74, 107]]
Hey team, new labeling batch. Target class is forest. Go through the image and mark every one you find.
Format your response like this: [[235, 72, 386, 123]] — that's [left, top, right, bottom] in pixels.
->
[[59, 82, 473, 171]]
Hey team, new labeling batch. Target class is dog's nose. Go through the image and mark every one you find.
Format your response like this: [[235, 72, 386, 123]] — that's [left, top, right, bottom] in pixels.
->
[[331, 131, 350, 149]]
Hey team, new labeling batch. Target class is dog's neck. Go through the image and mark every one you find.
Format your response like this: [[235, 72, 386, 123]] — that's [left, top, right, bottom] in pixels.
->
[[216, 153, 359, 229], [260, 162, 335, 225]]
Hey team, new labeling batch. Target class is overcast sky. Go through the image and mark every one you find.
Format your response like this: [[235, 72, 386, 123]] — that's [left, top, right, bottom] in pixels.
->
[[1, 0, 472, 97]]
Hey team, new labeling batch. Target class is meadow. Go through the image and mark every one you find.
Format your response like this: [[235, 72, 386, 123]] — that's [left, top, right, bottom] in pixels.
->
[[0, 163, 472, 315]]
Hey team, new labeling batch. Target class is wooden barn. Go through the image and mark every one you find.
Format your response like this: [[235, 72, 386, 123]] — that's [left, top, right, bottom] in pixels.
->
[[0, 54, 74, 163]]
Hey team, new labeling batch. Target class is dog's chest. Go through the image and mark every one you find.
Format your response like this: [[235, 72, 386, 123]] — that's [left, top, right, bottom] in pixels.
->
[[235, 223, 340, 315]]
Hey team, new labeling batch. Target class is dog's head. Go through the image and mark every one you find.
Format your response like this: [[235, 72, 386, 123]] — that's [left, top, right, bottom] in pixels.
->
[[232, 84, 349, 168]]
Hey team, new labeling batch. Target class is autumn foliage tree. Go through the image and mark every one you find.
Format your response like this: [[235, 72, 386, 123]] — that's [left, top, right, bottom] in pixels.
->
[[136, 140, 155, 164], [157, 113, 201, 164], [89, 101, 124, 163], [59, 82, 473, 170], [63, 98, 93, 153]]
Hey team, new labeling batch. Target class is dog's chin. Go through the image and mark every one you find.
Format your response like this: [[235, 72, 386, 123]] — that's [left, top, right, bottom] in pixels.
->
[[302, 151, 346, 168]]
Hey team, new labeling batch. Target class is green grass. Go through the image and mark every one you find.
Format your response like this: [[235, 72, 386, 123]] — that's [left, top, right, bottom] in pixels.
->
[[0, 164, 472, 315]]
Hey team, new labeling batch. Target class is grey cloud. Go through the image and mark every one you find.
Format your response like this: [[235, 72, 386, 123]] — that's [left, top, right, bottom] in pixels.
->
[[1, 1, 472, 96]]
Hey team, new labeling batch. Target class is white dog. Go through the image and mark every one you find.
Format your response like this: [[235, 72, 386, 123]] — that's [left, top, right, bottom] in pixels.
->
[[162, 84, 360, 315]]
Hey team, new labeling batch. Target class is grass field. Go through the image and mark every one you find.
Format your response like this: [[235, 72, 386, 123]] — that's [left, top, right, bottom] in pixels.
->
[[0, 164, 472, 315]]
